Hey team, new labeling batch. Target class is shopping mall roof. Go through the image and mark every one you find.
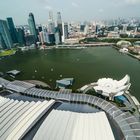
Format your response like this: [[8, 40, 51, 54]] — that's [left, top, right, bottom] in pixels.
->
[[0, 96, 55, 140], [33, 110, 115, 140]]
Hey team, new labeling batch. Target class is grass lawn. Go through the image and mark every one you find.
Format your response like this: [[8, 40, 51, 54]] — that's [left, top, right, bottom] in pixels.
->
[[0, 49, 16, 57]]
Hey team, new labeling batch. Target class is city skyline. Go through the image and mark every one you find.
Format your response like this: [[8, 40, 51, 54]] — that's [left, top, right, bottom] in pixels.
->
[[0, 0, 140, 25]]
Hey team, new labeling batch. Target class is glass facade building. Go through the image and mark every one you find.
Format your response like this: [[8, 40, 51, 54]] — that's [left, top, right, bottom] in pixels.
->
[[64, 23, 69, 39], [0, 20, 13, 49], [57, 12, 63, 43], [6, 17, 18, 43], [28, 13, 38, 41], [17, 28, 26, 46]]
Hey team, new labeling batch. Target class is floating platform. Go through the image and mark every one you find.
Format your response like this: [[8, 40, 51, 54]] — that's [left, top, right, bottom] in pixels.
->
[[56, 78, 74, 89], [7, 70, 21, 76]]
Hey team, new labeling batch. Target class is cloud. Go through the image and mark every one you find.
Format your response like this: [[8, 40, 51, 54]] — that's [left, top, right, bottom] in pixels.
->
[[98, 8, 104, 13], [72, 2, 79, 7], [44, 5, 53, 10], [124, 0, 140, 5]]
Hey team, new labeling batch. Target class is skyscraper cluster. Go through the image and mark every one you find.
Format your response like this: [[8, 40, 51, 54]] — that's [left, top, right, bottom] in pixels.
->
[[0, 17, 26, 50], [0, 11, 69, 50], [36, 11, 69, 45]]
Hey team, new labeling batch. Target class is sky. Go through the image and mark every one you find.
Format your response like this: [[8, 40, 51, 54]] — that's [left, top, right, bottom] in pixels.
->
[[0, 0, 140, 25]]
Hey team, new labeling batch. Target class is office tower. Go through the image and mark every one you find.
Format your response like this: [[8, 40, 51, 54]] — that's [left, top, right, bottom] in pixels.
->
[[122, 24, 127, 33], [63, 22, 69, 39], [17, 28, 26, 46], [0, 19, 13, 49], [28, 13, 38, 41], [84, 24, 89, 35], [80, 24, 85, 32], [0, 33, 6, 49], [6, 17, 18, 43], [55, 27, 61, 45], [95, 25, 100, 34], [25, 35, 36, 46], [38, 26, 42, 32], [49, 11, 54, 21], [48, 21, 55, 34], [48, 11, 55, 34], [48, 34, 55, 44], [39, 31, 44, 44], [57, 12, 63, 42], [42, 26, 49, 43]]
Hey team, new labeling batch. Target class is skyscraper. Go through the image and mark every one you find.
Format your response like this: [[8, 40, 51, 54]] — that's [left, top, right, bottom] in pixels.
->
[[63, 22, 69, 39], [57, 12, 63, 42], [48, 11, 55, 34], [48, 20, 55, 34], [6, 17, 18, 43], [0, 19, 13, 49], [28, 13, 38, 41], [17, 28, 26, 46], [49, 11, 54, 21], [0, 33, 6, 49], [55, 27, 61, 45], [42, 26, 49, 43]]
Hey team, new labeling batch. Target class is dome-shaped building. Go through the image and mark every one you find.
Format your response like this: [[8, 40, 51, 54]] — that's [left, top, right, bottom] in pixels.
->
[[117, 40, 131, 48], [134, 41, 140, 47]]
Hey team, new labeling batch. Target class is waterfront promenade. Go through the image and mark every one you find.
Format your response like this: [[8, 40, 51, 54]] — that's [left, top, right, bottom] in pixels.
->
[[57, 42, 115, 47], [113, 46, 140, 61]]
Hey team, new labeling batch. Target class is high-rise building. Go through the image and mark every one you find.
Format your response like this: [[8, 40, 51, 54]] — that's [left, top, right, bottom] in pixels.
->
[[48, 34, 55, 44], [57, 12, 63, 42], [48, 20, 55, 34], [42, 26, 49, 43], [38, 26, 42, 32], [55, 27, 61, 45], [80, 24, 85, 32], [0, 33, 6, 49], [63, 22, 69, 39], [49, 11, 54, 21], [39, 31, 44, 44], [48, 11, 55, 34], [0, 19, 13, 49], [25, 35, 36, 46], [28, 13, 38, 41], [6, 17, 18, 43], [17, 28, 26, 46]]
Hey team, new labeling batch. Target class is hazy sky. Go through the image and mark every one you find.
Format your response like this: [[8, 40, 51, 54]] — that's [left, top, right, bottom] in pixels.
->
[[0, 0, 140, 25]]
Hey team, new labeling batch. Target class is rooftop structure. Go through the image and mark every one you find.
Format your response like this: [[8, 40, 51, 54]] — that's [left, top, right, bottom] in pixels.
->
[[5, 80, 35, 93], [0, 96, 55, 140], [7, 70, 21, 76], [56, 78, 74, 88], [34, 110, 115, 140], [0, 78, 140, 140]]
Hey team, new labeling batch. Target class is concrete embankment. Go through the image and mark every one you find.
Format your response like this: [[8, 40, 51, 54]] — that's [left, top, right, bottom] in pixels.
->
[[57, 43, 115, 47], [113, 46, 140, 61]]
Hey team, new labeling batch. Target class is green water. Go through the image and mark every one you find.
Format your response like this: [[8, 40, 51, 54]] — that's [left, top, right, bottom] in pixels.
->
[[0, 47, 140, 100]]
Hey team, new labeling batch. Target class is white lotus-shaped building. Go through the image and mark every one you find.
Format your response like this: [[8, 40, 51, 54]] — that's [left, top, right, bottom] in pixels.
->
[[94, 75, 131, 97]]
